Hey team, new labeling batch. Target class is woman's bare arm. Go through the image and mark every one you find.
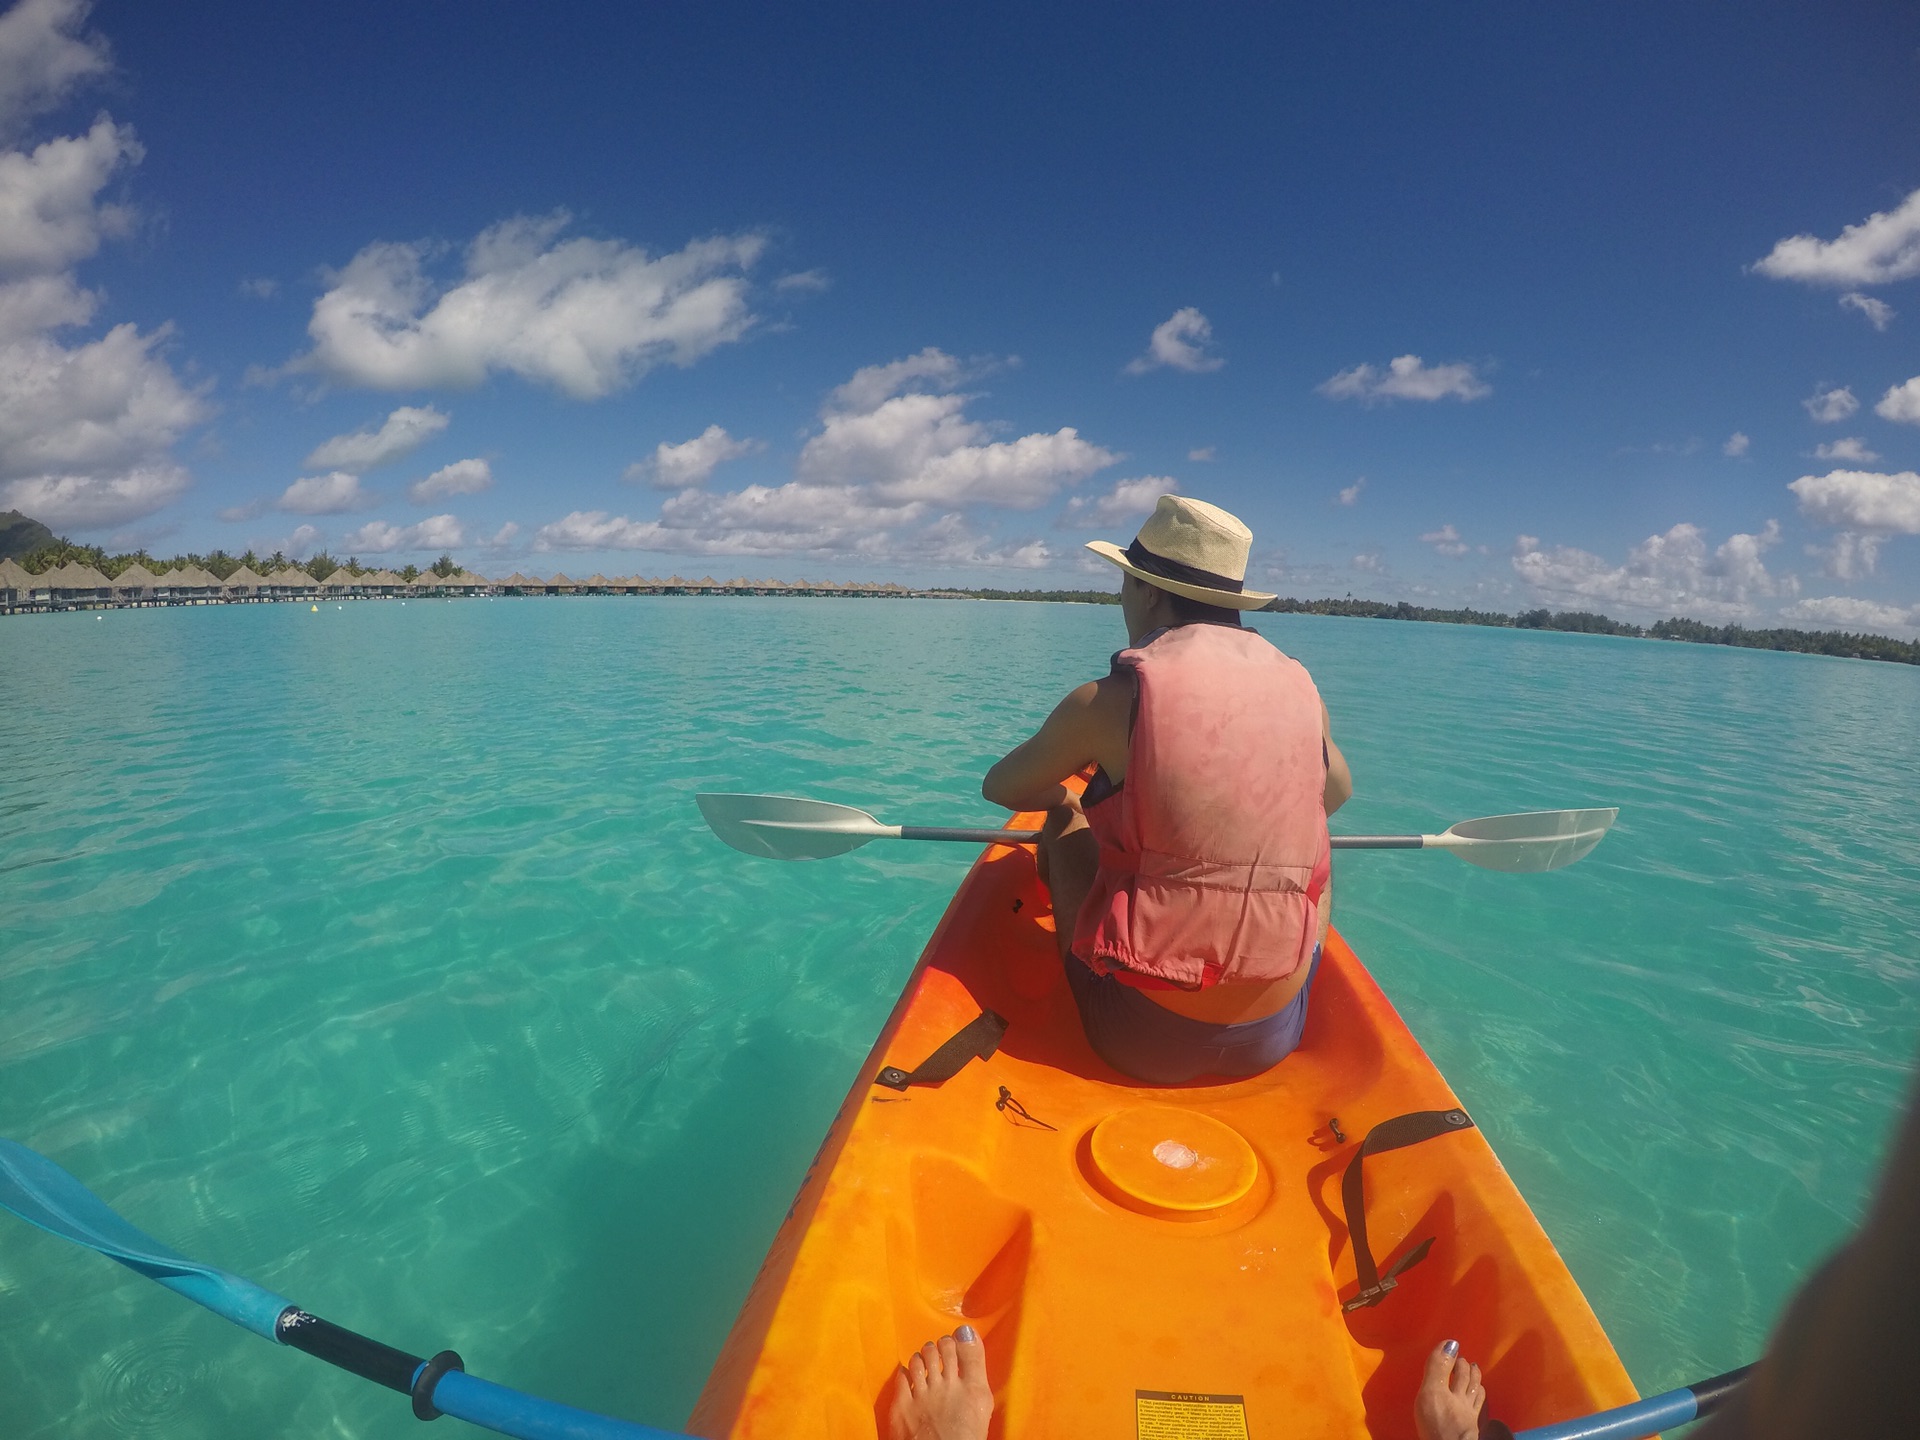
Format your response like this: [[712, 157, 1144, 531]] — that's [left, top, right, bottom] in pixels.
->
[[983, 675, 1131, 812], [1323, 700, 1352, 815]]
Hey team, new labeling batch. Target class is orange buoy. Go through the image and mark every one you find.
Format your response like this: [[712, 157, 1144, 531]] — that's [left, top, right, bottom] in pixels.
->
[[692, 801, 1641, 1439]]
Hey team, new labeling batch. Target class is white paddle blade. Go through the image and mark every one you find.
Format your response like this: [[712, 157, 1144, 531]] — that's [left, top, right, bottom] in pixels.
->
[[1433, 807, 1618, 873], [695, 793, 895, 861]]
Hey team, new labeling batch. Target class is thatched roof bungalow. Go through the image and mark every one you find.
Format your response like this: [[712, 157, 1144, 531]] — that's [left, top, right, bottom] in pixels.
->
[[0, 556, 32, 606], [41, 561, 114, 601], [223, 565, 266, 596], [113, 563, 160, 597], [547, 572, 578, 592], [170, 566, 222, 598]]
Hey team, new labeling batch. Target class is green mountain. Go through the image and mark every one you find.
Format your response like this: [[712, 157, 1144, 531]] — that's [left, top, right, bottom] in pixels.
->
[[0, 510, 56, 561]]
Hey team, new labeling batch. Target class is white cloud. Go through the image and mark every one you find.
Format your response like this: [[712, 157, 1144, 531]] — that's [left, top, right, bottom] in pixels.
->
[[0, 460, 187, 528], [291, 212, 765, 399], [1813, 437, 1878, 463], [481, 520, 520, 549], [1753, 188, 1920, 287], [273, 522, 324, 556], [1840, 292, 1894, 331], [1057, 476, 1174, 530], [1351, 552, 1383, 574], [799, 348, 1116, 508], [534, 488, 1053, 568], [0, 115, 139, 274], [1803, 384, 1858, 423], [774, 269, 829, 292], [1187, 446, 1215, 462], [1778, 595, 1915, 633], [1874, 376, 1920, 426], [279, 471, 375, 515], [216, 499, 263, 523], [1807, 532, 1884, 581], [1512, 521, 1795, 620], [1125, 307, 1223, 375], [0, 311, 205, 477], [533, 349, 1113, 565], [624, 423, 760, 490], [1723, 432, 1750, 458], [341, 513, 465, 554], [826, 346, 966, 413], [1318, 354, 1490, 404], [1336, 477, 1365, 506], [1421, 523, 1469, 557], [237, 276, 277, 300], [0, 0, 110, 143], [304, 404, 450, 472], [0, 7, 206, 535], [1788, 469, 1920, 533], [408, 457, 492, 503]]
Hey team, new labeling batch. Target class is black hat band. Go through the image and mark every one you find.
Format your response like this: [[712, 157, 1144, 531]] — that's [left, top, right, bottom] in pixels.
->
[[1124, 538, 1245, 593]]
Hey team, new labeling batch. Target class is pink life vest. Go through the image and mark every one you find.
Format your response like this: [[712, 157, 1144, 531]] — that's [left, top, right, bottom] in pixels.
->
[[1073, 623, 1331, 988]]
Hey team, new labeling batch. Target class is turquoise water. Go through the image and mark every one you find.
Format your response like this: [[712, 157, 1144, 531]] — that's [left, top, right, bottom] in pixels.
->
[[1, 598, 1916, 1436]]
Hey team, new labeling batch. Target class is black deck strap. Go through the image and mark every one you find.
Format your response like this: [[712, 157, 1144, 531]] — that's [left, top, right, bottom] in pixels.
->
[[411, 1349, 466, 1420], [275, 1306, 424, 1393], [1339, 1107, 1477, 1312], [874, 1009, 1008, 1090]]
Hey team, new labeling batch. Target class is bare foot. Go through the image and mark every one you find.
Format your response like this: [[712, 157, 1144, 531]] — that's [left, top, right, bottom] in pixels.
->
[[1414, 1340, 1485, 1440], [886, 1325, 993, 1440]]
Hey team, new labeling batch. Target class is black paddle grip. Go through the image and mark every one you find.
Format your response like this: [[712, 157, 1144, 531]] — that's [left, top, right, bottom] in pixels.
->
[[1690, 1363, 1754, 1419], [275, 1306, 424, 1393]]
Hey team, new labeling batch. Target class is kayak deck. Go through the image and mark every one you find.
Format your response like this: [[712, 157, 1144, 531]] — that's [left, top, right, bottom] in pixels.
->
[[691, 834, 1640, 1438]]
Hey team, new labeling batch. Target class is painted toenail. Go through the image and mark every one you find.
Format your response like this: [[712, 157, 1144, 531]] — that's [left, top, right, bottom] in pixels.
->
[[1441, 1339, 1459, 1359], [957, 1324, 979, 1343]]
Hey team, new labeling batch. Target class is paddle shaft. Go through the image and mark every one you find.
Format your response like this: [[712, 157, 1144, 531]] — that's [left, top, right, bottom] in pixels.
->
[[1513, 1363, 1751, 1440], [904, 829, 1441, 849], [886, 829, 1458, 849]]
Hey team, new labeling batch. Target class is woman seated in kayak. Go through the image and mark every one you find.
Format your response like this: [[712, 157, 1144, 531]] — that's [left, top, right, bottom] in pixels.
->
[[983, 494, 1351, 1085]]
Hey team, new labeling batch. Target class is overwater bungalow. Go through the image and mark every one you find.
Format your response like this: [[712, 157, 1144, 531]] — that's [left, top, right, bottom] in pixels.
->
[[0, 557, 31, 609], [222, 565, 266, 599], [547, 572, 578, 593], [40, 561, 114, 605], [113, 563, 160, 602]]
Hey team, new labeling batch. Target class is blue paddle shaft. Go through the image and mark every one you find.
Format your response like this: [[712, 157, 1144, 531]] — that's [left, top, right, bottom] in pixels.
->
[[1514, 1365, 1751, 1440], [0, 1138, 697, 1440]]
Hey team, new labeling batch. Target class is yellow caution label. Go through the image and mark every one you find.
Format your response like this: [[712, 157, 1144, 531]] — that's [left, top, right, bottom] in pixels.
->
[[1135, 1391, 1249, 1439]]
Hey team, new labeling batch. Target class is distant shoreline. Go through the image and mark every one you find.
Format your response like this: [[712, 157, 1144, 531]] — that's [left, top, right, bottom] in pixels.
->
[[2, 561, 1913, 668]]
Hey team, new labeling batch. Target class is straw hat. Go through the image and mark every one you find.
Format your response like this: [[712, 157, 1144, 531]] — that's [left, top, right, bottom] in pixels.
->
[[1086, 494, 1275, 609]]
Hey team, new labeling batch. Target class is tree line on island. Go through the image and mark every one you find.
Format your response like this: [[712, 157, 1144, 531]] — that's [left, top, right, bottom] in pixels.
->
[[6, 532, 457, 585], [2, 511, 1913, 666], [930, 591, 1920, 666]]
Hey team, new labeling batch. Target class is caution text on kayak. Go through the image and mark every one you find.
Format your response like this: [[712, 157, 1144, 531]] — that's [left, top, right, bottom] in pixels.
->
[[1134, 1391, 1249, 1440]]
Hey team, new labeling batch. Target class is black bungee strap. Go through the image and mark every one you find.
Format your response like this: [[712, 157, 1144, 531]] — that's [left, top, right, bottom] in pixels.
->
[[1340, 1107, 1477, 1312], [874, 1010, 1008, 1090]]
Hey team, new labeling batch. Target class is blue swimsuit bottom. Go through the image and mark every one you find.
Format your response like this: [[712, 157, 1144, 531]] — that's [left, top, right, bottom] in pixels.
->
[[1063, 946, 1321, 1086]]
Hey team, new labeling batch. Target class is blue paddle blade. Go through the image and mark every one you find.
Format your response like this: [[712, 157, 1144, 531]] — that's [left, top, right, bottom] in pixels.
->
[[0, 1139, 292, 1339]]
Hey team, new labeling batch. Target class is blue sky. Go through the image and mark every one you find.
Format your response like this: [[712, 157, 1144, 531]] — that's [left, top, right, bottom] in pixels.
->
[[4, 1, 1920, 633]]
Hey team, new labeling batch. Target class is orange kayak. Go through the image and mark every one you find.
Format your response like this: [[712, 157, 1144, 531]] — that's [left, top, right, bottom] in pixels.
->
[[691, 821, 1641, 1439]]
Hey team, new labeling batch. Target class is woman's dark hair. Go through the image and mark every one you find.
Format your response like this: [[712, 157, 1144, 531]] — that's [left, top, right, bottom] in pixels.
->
[[1164, 589, 1245, 627]]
